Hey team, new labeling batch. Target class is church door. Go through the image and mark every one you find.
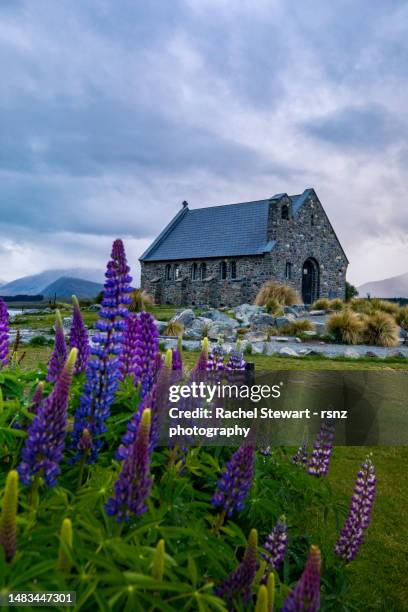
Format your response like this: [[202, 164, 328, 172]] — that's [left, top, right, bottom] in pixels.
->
[[302, 258, 320, 304]]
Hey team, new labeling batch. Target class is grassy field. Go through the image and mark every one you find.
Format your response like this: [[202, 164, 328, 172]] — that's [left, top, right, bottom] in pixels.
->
[[8, 305, 408, 609]]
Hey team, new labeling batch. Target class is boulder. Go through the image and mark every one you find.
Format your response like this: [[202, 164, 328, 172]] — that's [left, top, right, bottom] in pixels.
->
[[250, 313, 276, 330], [313, 322, 327, 335], [245, 331, 268, 343], [283, 306, 300, 317], [234, 303, 264, 323], [201, 310, 239, 327], [181, 340, 202, 352], [87, 304, 101, 311], [275, 315, 296, 329], [184, 317, 212, 340], [302, 330, 317, 338], [344, 348, 360, 359], [171, 308, 195, 327], [208, 321, 237, 341], [155, 320, 168, 334], [278, 347, 299, 357], [251, 341, 265, 355], [63, 316, 73, 329], [309, 309, 327, 316], [365, 351, 379, 358], [388, 350, 407, 359]]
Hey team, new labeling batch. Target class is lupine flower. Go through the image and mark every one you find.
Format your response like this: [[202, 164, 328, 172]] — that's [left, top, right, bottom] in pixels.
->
[[69, 295, 90, 374], [292, 443, 308, 467], [308, 420, 335, 477], [71, 239, 132, 462], [57, 518, 73, 573], [261, 516, 288, 571], [47, 310, 67, 382], [18, 349, 77, 487], [106, 408, 152, 521], [194, 337, 209, 372], [212, 444, 255, 517], [215, 528, 258, 605], [29, 381, 45, 414], [334, 456, 376, 562], [120, 311, 159, 394], [117, 383, 158, 460], [0, 298, 10, 367], [0, 470, 19, 563], [171, 348, 183, 371], [152, 539, 165, 581], [225, 347, 246, 371], [207, 344, 225, 371], [282, 545, 321, 612]]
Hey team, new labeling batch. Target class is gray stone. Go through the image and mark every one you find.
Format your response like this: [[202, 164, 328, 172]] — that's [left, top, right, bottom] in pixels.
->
[[313, 322, 327, 335], [278, 347, 299, 357], [309, 309, 327, 316], [283, 306, 300, 317], [344, 348, 360, 359], [250, 313, 276, 330], [87, 304, 101, 311], [201, 310, 239, 327], [275, 314, 296, 329], [170, 308, 195, 327], [251, 341, 265, 354], [234, 304, 264, 324], [245, 331, 268, 342], [155, 320, 168, 334], [388, 350, 406, 359], [63, 316, 73, 329], [184, 317, 212, 340], [303, 330, 317, 337], [208, 321, 237, 341], [365, 351, 379, 358], [181, 340, 201, 351]]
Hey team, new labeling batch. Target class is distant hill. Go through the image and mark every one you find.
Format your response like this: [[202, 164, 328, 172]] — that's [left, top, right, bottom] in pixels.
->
[[0, 268, 103, 296], [42, 276, 103, 298], [358, 272, 408, 298]]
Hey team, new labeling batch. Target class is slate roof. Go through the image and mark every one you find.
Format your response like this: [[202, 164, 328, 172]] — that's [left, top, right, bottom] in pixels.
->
[[140, 189, 314, 262]]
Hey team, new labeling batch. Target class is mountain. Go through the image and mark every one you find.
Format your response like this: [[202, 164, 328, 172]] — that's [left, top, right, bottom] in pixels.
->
[[41, 276, 103, 298], [358, 272, 408, 298], [0, 268, 103, 296]]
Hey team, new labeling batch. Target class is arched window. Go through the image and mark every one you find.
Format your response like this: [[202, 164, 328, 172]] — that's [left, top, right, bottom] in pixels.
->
[[230, 260, 237, 279], [200, 262, 206, 280], [281, 204, 289, 220], [285, 261, 292, 280], [165, 264, 172, 281], [220, 261, 227, 280], [191, 262, 198, 280], [174, 264, 180, 280]]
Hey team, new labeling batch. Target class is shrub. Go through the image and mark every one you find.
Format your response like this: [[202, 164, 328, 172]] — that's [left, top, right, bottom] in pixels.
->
[[363, 312, 399, 347], [345, 281, 358, 301], [312, 298, 330, 310], [327, 310, 363, 345], [164, 321, 184, 337], [370, 299, 399, 316], [329, 298, 344, 311], [29, 335, 52, 347], [129, 289, 154, 313], [280, 320, 314, 335], [350, 298, 398, 317], [265, 298, 280, 314], [255, 281, 300, 307], [396, 306, 408, 331]]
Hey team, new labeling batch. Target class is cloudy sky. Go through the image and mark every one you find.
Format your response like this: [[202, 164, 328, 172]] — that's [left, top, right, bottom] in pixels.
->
[[0, 0, 407, 286]]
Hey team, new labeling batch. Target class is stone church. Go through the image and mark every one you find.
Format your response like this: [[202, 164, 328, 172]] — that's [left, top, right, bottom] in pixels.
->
[[140, 188, 348, 307]]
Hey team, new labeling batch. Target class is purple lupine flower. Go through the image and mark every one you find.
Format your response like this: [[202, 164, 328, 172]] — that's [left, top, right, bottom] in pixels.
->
[[0, 298, 9, 367], [116, 383, 158, 460], [29, 381, 45, 414], [334, 456, 376, 562], [70, 239, 132, 463], [69, 295, 90, 374], [18, 349, 77, 487], [47, 310, 67, 382], [282, 545, 321, 612], [308, 420, 335, 477], [261, 516, 288, 571], [207, 344, 225, 371], [106, 408, 152, 521], [292, 443, 308, 466], [212, 444, 255, 517], [120, 311, 159, 396], [171, 348, 183, 371], [225, 348, 246, 371], [215, 528, 258, 605]]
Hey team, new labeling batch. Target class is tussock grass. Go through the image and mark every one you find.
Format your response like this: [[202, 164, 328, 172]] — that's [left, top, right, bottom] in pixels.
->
[[329, 298, 344, 311], [164, 321, 184, 337], [312, 298, 330, 310], [363, 312, 399, 347], [129, 289, 154, 312], [327, 310, 364, 344], [280, 319, 314, 335], [396, 306, 408, 331], [255, 281, 300, 307]]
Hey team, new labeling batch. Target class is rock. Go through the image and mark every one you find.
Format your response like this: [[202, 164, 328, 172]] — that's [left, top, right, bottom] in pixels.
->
[[303, 330, 317, 337], [245, 331, 268, 342], [283, 306, 300, 317], [344, 348, 360, 359], [184, 317, 212, 340], [234, 304, 264, 323], [87, 304, 101, 311], [274, 336, 291, 342], [250, 313, 276, 330], [365, 350, 378, 358], [388, 350, 406, 359], [208, 321, 237, 341], [62, 316, 73, 329], [298, 348, 312, 355], [181, 340, 201, 351], [201, 310, 239, 327], [309, 309, 327, 316], [313, 322, 327, 335], [170, 308, 195, 327], [251, 341, 265, 354], [278, 347, 299, 357], [275, 315, 296, 329], [155, 320, 168, 334]]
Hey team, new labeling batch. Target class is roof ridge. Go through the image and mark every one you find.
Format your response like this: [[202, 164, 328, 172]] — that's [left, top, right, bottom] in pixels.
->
[[189, 198, 269, 212]]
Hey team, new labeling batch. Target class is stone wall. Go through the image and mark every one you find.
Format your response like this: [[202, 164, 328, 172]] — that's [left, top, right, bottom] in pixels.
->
[[140, 191, 348, 307]]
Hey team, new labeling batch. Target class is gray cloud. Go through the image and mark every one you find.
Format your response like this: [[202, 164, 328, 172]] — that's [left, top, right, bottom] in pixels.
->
[[0, 0, 407, 285]]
